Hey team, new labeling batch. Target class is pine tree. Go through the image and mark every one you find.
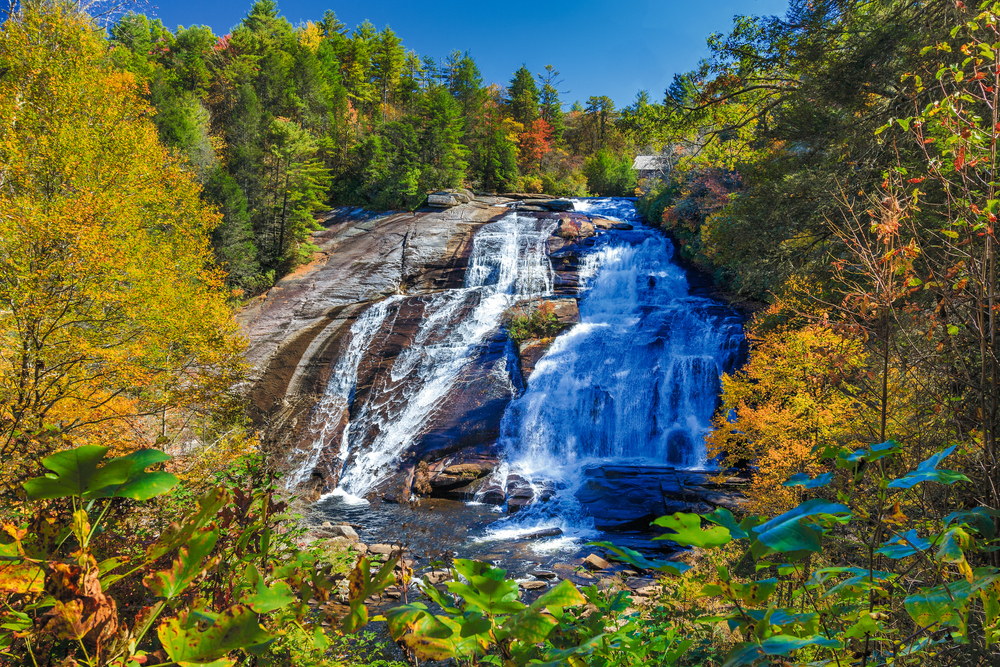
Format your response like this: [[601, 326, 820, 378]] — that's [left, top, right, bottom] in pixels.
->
[[507, 64, 539, 127]]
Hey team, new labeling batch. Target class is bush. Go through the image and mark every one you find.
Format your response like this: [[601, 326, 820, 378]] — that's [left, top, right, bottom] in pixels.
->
[[507, 303, 566, 342]]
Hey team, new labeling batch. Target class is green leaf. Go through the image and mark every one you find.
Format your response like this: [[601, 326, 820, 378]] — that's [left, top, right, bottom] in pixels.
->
[[703, 508, 764, 540], [652, 512, 732, 548], [905, 580, 973, 630], [783, 472, 834, 489], [344, 555, 399, 633], [158, 605, 272, 664], [530, 579, 586, 610], [587, 541, 691, 575], [147, 488, 229, 561], [87, 449, 178, 500], [144, 527, 219, 599], [722, 635, 841, 667], [23, 446, 132, 500], [240, 563, 296, 614], [752, 499, 850, 554], [887, 446, 971, 488], [876, 529, 931, 559], [944, 507, 1000, 539]]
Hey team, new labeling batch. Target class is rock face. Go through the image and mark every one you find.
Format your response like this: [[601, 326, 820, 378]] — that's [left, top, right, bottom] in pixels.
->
[[242, 197, 669, 502], [241, 202, 510, 489]]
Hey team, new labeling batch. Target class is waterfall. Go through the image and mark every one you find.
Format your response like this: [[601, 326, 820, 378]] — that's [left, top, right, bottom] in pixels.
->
[[319, 211, 558, 498], [480, 197, 744, 537]]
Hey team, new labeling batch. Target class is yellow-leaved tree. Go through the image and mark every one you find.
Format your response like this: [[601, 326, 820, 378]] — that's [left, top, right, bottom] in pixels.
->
[[0, 2, 246, 487]]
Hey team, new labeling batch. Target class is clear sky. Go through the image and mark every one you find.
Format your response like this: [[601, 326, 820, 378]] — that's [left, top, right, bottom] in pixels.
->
[[144, 0, 790, 108]]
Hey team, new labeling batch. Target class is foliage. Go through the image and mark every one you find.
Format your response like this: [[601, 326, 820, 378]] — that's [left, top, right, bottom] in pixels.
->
[[583, 149, 637, 197], [0, 443, 395, 666], [105, 3, 643, 291], [0, 3, 246, 489], [507, 303, 567, 343]]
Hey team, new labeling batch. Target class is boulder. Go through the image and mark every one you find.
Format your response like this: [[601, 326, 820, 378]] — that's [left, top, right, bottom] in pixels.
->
[[612, 222, 633, 230], [518, 339, 552, 379], [425, 570, 451, 585], [530, 569, 558, 580], [323, 525, 359, 542], [519, 580, 548, 590], [591, 217, 615, 230], [428, 193, 459, 208], [583, 554, 611, 571], [521, 527, 563, 540]]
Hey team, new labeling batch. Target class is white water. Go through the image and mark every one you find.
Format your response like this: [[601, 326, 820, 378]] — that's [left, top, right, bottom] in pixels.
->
[[317, 211, 558, 498], [479, 198, 744, 545]]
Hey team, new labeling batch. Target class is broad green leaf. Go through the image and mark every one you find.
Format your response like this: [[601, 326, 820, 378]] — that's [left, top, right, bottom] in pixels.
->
[[876, 529, 931, 559], [752, 498, 850, 553], [588, 541, 691, 575], [905, 580, 972, 630], [158, 605, 272, 664], [386, 605, 483, 661], [887, 445, 971, 488], [23, 446, 131, 500], [503, 608, 557, 644], [148, 488, 230, 561], [87, 449, 178, 500], [653, 512, 732, 548], [240, 563, 296, 613], [344, 555, 399, 633], [937, 527, 972, 564], [144, 527, 219, 599], [783, 472, 834, 489], [530, 579, 586, 610], [723, 635, 841, 667], [945, 507, 1000, 539], [703, 508, 765, 540]]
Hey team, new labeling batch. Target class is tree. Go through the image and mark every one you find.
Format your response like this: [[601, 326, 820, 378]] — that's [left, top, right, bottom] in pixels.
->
[[537, 64, 565, 144], [584, 95, 615, 151], [518, 118, 552, 174], [507, 64, 539, 127], [0, 2, 244, 484]]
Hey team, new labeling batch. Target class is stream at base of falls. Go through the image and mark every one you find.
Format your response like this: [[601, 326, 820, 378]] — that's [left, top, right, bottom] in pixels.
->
[[310, 197, 745, 575]]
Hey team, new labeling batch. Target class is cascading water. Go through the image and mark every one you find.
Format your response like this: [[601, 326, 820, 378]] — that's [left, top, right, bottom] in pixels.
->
[[298, 211, 558, 499], [480, 198, 744, 542]]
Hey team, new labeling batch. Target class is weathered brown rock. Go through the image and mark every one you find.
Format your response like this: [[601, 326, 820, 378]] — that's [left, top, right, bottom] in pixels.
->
[[519, 580, 548, 590], [583, 554, 611, 571]]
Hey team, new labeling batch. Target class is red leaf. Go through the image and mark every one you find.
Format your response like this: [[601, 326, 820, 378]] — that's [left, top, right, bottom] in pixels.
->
[[955, 145, 966, 170]]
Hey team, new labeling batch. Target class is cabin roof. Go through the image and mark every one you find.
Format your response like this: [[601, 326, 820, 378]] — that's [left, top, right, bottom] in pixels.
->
[[632, 155, 667, 171]]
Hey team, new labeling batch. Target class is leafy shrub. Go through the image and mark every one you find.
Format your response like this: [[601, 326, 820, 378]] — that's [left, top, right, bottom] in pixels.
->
[[0, 443, 398, 666], [507, 303, 566, 343]]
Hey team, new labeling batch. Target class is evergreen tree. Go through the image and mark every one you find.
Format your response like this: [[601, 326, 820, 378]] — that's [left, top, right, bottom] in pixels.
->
[[537, 64, 565, 144], [507, 64, 539, 126]]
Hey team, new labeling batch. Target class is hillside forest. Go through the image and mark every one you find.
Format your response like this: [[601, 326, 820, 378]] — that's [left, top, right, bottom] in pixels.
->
[[105, 0, 642, 293], [4, 0, 1000, 666]]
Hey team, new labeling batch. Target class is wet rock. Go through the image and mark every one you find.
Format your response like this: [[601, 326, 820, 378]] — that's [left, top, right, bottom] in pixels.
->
[[530, 569, 558, 580], [369, 544, 402, 556], [425, 570, 451, 585], [626, 578, 656, 591], [591, 217, 615, 230], [518, 339, 551, 379], [612, 222, 634, 230], [521, 527, 563, 540], [477, 481, 506, 505], [574, 465, 747, 534], [519, 580, 548, 590], [583, 554, 611, 571], [322, 525, 359, 541]]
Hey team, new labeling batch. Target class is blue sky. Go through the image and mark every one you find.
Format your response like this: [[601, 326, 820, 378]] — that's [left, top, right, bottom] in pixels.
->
[[145, 0, 790, 108]]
